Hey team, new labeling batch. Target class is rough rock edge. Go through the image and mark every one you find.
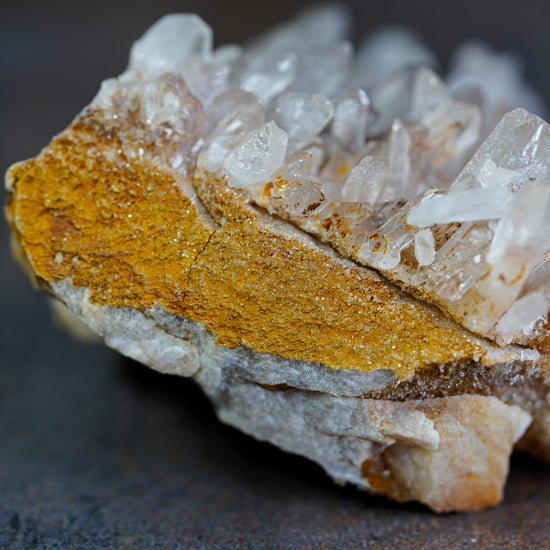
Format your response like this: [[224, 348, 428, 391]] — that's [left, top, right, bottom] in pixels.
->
[[48, 278, 532, 512]]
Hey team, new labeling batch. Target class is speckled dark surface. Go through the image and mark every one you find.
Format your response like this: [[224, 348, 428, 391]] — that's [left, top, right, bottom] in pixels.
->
[[2, 1, 550, 548]]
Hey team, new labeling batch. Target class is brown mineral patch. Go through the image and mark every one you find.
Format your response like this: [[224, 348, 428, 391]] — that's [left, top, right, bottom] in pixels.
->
[[7, 111, 485, 380], [7, 112, 215, 313], [361, 453, 412, 503], [188, 174, 484, 379]]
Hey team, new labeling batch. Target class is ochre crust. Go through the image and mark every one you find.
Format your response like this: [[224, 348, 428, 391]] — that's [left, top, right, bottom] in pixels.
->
[[6, 110, 485, 380]]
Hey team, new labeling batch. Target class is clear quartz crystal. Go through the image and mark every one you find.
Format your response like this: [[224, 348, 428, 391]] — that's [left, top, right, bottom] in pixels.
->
[[246, 4, 351, 58], [407, 188, 513, 226], [232, 52, 298, 105], [384, 119, 411, 200], [342, 153, 388, 204], [274, 92, 334, 154], [414, 229, 435, 266], [495, 292, 549, 343], [117, 10, 550, 347], [128, 14, 213, 78], [200, 90, 265, 171], [223, 121, 288, 188], [447, 41, 547, 138], [332, 89, 370, 153], [93, 73, 203, 176], [351, 26, 437, 90], [292, 42, 353, 96]]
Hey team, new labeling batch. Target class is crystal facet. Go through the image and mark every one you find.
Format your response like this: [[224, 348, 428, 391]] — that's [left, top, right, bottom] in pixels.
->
[[223, 121, 288, 188]]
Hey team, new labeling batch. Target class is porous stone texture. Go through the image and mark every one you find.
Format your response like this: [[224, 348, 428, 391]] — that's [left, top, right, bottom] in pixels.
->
[[5, 6, 550, 512]]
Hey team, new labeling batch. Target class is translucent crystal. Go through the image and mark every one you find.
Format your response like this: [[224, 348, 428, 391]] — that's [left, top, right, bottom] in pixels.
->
[[232, 52, 297, 105], [246, 4, 351, 57], [173, 56, 230, 107], [200, 90, 265, 170], [267, 178, 326, 218], [342, 153, 388, 204], [384, 119, 411, 201], [414, 229, 435, 266], [426, 223, 493, 304], [447, 41, 547, 137], [274, 92, 334, 154], [495, 292, 548, 343], [486, 185, 550, 281], [292, 42, 353, 96], [407, 69, 481, 175], [128, 14, 213, 78], [201, 89, 263, 138], [93, 74, 203, 176], [223, 121, 288, 188], [462, 185, 550, 333], [366, 68, 417, 136], [357, 193, 434, 270], [332, 89, 370, 153], [213, 44, 243, 65], [352, 26, 437, 90], [457, 108, 550, 185], [407, 188, 513, 227]]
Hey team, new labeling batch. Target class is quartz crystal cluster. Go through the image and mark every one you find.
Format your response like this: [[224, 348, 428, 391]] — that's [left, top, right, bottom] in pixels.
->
[[92, 6, 549, 349], [8, 6, 550, 512]]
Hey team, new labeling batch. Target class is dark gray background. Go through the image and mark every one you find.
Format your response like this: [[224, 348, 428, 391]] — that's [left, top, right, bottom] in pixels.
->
[[2, 0, 550, 548]]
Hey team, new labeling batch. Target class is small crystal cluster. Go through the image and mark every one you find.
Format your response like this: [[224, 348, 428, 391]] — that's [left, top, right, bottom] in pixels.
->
[[92, 6, 550, 347]]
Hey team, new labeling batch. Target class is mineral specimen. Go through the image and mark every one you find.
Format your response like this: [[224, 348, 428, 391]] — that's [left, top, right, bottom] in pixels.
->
[[6, 6, 550, 512]]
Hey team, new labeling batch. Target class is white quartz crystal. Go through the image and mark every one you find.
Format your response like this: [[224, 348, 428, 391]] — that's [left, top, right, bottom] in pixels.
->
[[223, 121, 288, 188], [495, 292, 548, 343], [292, 42, 353, 96], [102, 9, 550, 347], [414, 229, 435, 266], [447, 41, 547, 138], [231, 51, 298, 104], [407, 188, 513, 226], [274, 92, 334, 154], [342, 154, 387, 204], [129, 14, 213, 78], [385, 118, 411, 200], [331, 89, 370, 153]]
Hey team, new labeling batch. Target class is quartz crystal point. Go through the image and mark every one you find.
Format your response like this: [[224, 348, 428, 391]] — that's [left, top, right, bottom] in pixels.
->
[[6, 7, 550, 513]]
